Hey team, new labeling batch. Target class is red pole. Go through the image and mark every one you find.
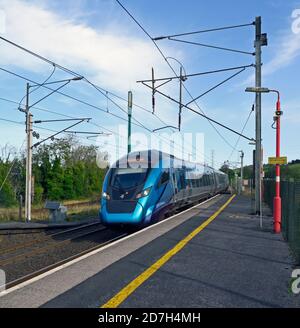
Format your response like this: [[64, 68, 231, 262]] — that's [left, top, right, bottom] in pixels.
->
[[273, 94, 281, 233]]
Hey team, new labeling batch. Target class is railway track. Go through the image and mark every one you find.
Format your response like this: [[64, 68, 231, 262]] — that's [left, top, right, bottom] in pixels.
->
[[3, 232, 127, 290], [0, 195, 222, 291], [0, 223, 106, 266], [0, 221, 102, 256], [0, 222, 126, 287]]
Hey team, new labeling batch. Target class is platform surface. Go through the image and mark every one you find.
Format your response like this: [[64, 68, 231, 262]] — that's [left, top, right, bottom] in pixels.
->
[[0, 195, 299, 308]]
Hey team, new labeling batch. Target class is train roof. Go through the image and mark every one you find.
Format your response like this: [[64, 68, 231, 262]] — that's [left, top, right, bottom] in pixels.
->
[[114, 149, 227, 175]]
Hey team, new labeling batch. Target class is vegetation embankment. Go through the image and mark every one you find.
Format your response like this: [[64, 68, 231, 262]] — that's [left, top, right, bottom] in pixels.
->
[[0, 137, 106, 222]]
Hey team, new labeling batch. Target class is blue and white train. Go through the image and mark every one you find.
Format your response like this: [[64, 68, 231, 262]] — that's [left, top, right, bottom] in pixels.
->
[[100, 150, 229, 227]]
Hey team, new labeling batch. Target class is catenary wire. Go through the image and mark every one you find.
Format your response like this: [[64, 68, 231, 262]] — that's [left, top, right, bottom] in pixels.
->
[[115, 0, 250, 152], [0, 35, 216, 162]]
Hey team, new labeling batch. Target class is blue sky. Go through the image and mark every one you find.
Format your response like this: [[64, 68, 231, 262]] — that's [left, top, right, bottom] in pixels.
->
[[0, 0, 299, 168]]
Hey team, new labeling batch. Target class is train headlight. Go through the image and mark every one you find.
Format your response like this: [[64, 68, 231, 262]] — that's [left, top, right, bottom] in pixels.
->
[[102, 192, 110, 200], [136, 187, 152, 199]]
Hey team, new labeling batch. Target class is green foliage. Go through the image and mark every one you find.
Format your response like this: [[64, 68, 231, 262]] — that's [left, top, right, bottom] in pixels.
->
[[63, 167, 75, 199], [264, 162, 300, 180], [0, 162, 17, 207], [47, 157, 65, 200], [242, 165, 253, 179], [229, 161, 300, 182], [283, 163, 300, 180], [33, 185, 44, 204], [219, 163, 235, 182], [0, 137, 106, 206]]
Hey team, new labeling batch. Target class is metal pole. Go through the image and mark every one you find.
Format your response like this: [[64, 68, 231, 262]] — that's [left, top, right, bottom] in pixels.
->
[[179, 66, 183, 131], [274, 94, 281, 233], [128, 91, 132, 153], [152, 68, 155, 114], [240, 150, 244, 193], [25, 83, 32, 222], [255, 16, 262, 216], [19, 194, 23, 221]]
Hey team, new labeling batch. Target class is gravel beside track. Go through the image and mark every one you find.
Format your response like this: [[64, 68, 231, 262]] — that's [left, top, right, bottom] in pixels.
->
[[0, 223, 125, 284]]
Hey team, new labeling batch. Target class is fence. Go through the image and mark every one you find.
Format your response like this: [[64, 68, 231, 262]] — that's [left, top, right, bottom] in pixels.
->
[[263, 179, 300, 264]]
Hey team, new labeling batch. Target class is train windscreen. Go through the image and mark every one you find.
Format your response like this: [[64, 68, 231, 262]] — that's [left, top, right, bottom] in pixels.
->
[[110, 168, 150, 189]]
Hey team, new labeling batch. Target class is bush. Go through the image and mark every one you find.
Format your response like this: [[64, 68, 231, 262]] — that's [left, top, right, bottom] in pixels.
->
[[1, 137, 107, 206]]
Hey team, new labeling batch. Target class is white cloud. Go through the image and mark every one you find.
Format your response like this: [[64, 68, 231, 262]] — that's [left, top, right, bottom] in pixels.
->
[[241, 22, 300, 86], [263, 30, 300, 76], [0, 0, 256, 159], [0, 0, 180, 116]]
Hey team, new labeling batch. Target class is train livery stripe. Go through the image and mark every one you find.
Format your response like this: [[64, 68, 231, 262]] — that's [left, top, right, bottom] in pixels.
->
[[101, 194, 236, 308]]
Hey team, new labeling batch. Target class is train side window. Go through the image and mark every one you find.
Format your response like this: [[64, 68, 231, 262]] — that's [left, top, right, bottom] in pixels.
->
[[172, 173, 178, 193], [180, 171, 186, 189], [199, 176, 203, 187], [208, 175, 211, 185], [177, 170, 184, 190], [175, 171, 181, 190], [158, 169, 169, 187], [175, 169, 186, 190], [193, 178, 198, 188]]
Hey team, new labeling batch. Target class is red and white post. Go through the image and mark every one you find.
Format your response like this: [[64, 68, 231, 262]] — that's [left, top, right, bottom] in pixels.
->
[[273, 93, 281, 233]]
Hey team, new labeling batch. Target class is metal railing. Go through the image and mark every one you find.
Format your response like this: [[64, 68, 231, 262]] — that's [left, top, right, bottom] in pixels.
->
[[263, 179, 300, 264]]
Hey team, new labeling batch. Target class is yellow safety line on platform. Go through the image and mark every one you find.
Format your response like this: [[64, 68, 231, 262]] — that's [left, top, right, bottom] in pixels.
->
[[101, 194, 236, 308]]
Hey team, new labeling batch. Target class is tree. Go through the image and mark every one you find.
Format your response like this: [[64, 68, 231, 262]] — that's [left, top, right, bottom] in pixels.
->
[[220, 163, 235, 182], [47, 157, 64, 200], [0, 161, 17, 207], [1, 136, 108, 206]]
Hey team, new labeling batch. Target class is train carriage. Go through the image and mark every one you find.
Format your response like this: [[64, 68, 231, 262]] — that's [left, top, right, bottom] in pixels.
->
[[100, 150, 229, 227]]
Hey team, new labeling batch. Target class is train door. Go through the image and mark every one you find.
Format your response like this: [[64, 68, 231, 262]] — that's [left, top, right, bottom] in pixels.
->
[[215, 173, 220, 193], [156, 168, 171, 200], [171, 169, 178, 203], [174, 168, 186, 205], [185, 170, 193, 200], [213, 172, 218, 194]]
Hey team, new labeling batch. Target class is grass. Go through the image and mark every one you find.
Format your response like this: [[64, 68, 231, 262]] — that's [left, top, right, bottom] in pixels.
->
[[0, 198, 100, 223]]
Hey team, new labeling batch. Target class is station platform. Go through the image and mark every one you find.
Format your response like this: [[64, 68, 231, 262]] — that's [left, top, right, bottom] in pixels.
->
[[0, 194, 299, 308]]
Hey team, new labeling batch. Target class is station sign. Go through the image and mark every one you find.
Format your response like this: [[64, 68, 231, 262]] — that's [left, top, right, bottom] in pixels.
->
[[268, 156, 287, 165]]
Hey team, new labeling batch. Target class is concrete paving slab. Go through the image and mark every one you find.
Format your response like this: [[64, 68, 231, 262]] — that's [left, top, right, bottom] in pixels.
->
[[41, 196, 299, 308]]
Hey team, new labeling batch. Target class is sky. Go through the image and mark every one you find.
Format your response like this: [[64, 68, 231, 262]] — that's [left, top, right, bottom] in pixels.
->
[[0, 0, 299, 169]]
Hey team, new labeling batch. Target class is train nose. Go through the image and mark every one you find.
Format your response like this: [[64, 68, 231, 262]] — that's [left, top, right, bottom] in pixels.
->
[[143, 205, 155, 223], [101, 201, 144, 224]]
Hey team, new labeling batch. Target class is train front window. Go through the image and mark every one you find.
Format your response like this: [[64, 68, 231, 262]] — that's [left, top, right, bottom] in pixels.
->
[[110, 168, 149, 189]]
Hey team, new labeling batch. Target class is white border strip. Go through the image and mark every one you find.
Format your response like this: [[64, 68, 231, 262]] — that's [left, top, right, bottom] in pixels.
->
[[0, 194, 220, 297]]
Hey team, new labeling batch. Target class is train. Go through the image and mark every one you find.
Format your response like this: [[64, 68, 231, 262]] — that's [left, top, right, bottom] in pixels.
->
[[100, 150, 229, 227]]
